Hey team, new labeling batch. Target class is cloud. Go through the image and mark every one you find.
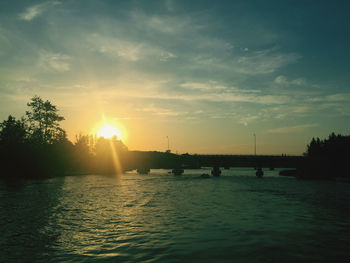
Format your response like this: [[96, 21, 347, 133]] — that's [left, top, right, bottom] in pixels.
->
[[306, 93, 350, 104], [266, 124, 317, 134], [130, 12, 195, 35], [138, 105, 187, 116], [265, 104, 320, 120], [39, 51, 71, 72], [19, 5, 43, 21], [89, 34, 176, 62], [159, 51, 176, 61], [325, 93, 350, 102], [180, 47, 301, 78], [93, 36, 142, 62], [93, 77, 287, 105], [303, 93, 350, 116], [179, 82, 227, 91], [238, 115, 260, 126], [236, 49, 301, 74], [274, 75, 306, 86], [120, 88, 290, 105], [19, 1, 60, 21]]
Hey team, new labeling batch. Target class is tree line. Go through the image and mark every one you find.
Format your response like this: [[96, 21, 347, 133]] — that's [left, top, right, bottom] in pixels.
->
[[0, 96, 128, 178], [1, 96, 349, 180], [300, 132, 350, 179]]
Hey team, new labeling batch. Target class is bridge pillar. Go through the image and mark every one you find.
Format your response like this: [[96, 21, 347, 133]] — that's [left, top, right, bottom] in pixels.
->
[[211, 166, 221, 176], [172, 168, 184, 175], [137, 167, 150, 174]]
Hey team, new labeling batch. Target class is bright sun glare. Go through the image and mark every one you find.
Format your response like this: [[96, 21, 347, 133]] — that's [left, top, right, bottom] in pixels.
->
[[97, 124, 122, 139]]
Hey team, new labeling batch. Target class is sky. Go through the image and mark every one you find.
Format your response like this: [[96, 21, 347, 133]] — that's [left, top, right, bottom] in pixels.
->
[[0, 0, 349, 155]]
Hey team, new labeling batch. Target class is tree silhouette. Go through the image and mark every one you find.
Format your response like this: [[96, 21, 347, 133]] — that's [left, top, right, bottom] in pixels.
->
[[0, 115, 29, 177], [0, 115, 27, 146], [302, 133, 350, 179], [26, 95, 65, 144], [72, 133, 94, 172]]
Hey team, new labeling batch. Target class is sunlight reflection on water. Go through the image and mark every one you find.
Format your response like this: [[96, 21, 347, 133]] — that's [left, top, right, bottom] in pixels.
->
[[1, 168, 350, 262]]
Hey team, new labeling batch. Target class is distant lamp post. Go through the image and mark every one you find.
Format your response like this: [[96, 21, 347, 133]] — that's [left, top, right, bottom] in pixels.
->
[[166, 136, 170, 153], [254, 133, 256, 156]]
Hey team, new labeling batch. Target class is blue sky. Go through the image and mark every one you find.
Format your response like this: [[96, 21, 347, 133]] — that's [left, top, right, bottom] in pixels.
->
[[0, 0, 349, 154]]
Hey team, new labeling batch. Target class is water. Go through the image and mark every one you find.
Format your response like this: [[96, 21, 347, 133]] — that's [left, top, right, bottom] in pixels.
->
[[1, 168, 350, 262]]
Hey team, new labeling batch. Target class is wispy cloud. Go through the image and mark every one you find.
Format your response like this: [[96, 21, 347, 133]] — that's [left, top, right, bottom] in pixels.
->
[[179, 47, 301, 79], [91, 35, 142, 62], [39, 51, 70, 72], [19, 1, 60, 21], [159, 51, 176, 61], [236, 49, 301, 74], [325, 93, 350, 102], [274, 75, 306, 86], [138, 105, 187, 116], [266, 124, 318, 134], [130, 11, 196, 35], [19, 5, 43, 21], [89, 34, 176, 62], [179, 82, 227, 91], [238, 115, 260, 126], [118, 87, 290, 105]]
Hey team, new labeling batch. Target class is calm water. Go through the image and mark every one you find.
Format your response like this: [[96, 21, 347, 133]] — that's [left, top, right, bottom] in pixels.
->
[[1, 168, 350, 262]]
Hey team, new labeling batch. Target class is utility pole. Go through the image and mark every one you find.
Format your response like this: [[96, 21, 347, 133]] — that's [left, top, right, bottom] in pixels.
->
[[166, 136, 170, 152], [254, 133, 256, 156]]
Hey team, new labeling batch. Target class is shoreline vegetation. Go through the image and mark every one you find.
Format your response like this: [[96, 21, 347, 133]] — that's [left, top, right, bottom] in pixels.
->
[[279, 133, 350, 181], [0, 96, 349, 181], [298, 133, 350, 180], [0, 96, 186, 179]]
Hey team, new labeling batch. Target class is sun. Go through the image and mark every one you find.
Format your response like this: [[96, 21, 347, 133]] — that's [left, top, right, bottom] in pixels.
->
[[97, 124, 122, 139]]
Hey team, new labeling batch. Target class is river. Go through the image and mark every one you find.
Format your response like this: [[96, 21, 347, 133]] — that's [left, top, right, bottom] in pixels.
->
[[1, 168, 350, 262]]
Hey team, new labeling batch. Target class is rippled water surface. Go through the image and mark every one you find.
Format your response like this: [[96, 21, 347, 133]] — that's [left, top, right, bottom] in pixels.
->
[[1, 168, 350, 262]]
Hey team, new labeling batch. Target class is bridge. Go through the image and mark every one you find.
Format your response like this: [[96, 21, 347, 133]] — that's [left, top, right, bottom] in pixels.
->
[[124, 151, 302, 172], [181, 154, 302, 169]]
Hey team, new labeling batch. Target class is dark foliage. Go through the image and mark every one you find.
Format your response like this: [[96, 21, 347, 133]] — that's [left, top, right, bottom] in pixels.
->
[[2, 97, 348, 181], [0, 96, 128, 179], [26, 95, 66, 144], [0, 97, 72, 178], [94, 136, 128, 174], [300, 133, 350, 179], [0, 115, 26, 146]]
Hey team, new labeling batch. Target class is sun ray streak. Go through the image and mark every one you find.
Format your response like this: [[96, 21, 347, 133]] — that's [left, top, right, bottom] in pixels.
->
[[108, 139, 123, 175]]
